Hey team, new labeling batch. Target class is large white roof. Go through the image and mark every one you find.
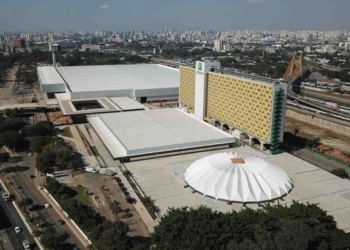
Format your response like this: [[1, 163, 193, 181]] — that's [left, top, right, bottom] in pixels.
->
[[56, 64, 179, 92], [184, 152, 293, 203], [37, 66, 65, 85], [88, 109, 234, 158]]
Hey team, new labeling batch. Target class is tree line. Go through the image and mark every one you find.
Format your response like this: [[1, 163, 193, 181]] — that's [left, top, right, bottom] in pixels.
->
[[152, 203, 350, 250], [45, 177, 148, 250]]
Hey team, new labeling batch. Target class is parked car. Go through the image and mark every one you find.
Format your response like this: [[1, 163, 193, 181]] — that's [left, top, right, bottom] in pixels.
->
[[14, 226, 21, 233], [44, 203, 51, 208], [57, 219, 65, 225]]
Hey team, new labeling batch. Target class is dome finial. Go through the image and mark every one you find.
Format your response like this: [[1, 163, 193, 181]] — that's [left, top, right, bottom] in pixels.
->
[[231, 158, 245, 164]]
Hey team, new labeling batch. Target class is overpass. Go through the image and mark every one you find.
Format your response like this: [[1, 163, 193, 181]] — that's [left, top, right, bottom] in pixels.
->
[[150, 58, 194, 68], [283, 52, 350, 120]]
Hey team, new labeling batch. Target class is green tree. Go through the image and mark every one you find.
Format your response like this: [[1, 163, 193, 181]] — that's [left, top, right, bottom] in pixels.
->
[[293, 128, 300, 137], [28, 121, 54, 137], [331, 168, 349, 179], [0, 130, 23, 150], [152, 203, 350, 250], [110, 200, 123, 215], [0, 117, 25, 132], [89, 221, 132, 250], [29, 136, 52, 153], [311, 137, 321, 152], [0, 152, 10, 163], [40, 227, 70, 249], [18, 198, 33, 209]]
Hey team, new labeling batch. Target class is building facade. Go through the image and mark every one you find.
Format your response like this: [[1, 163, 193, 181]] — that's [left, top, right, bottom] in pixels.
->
[[13, 39, 25, 48], [179, 61, 287, 153], [213, 39, 222, 52]]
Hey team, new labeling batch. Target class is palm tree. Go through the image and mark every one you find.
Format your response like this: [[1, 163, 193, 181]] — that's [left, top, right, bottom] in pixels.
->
[[293, 128, 300, 137], [311, 137, 321, 152], [18, 198, 33, 209], [109, 201, 122, 216]]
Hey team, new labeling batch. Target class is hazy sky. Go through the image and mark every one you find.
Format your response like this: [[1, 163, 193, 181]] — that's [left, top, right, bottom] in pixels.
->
[[1, 0, 349, 31]]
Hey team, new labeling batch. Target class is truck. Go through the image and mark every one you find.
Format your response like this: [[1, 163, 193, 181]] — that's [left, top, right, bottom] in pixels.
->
[[2, 192, 11, 202], [84, 167, 98, 173]]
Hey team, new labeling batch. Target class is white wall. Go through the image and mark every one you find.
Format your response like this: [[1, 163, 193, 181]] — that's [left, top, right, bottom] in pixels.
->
[[41, 83, 66, 93]]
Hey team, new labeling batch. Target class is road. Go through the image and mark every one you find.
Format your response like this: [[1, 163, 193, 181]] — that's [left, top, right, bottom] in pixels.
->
[[301, 89, 350, 106], [3, 153, 86, 250], [0, 181, 37, 250]]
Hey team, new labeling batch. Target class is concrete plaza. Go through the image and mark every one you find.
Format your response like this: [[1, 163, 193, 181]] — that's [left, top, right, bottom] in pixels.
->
[[124, 145, 350, 232]]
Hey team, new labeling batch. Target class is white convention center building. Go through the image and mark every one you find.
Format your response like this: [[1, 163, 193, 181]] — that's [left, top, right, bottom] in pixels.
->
[[38, 64, 179, 104]]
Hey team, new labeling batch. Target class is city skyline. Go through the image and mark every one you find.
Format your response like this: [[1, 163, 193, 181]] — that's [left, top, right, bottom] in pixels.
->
[[1, 0, 350, 31]]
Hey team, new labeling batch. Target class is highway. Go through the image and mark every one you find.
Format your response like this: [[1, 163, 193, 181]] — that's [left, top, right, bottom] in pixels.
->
[[0, 181, 37, 250], [285, 73, 350, 124], [287, 105, 350, 126]]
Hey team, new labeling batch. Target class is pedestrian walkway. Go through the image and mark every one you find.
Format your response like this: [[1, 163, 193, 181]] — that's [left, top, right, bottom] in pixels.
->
[[69, 125, 100, 169]]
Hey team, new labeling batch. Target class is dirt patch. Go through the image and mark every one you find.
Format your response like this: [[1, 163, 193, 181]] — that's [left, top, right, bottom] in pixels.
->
[[285, 116, 350, 152], [48, 111, 73, 125]]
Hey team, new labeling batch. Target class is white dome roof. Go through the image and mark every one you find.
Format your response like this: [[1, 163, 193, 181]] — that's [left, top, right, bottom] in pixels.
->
[[184, 152, 293, 203]]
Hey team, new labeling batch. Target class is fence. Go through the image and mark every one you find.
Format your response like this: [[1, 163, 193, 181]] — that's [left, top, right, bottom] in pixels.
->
[[305, 147, 348, 167]]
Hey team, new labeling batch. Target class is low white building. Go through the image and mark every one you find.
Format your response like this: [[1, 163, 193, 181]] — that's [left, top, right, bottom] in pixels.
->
[[38, 64, 180, 103], [81, 44, 101, 52]]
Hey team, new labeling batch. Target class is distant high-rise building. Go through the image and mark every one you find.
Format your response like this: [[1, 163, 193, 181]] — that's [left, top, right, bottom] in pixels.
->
[[13, 39, 25, 48], [307, 34, 313, 43], [224, 44, 232, 52], [214, 39, 222, 52]]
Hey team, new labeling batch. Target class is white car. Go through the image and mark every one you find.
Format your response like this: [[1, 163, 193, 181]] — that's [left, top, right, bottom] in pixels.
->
[[44, 203, 51, 208], [15, 226, 21, 233]]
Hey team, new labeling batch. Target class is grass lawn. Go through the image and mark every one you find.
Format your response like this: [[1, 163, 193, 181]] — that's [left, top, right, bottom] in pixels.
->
[[60, 127, 73, 138], [70, 186, 92, 207]]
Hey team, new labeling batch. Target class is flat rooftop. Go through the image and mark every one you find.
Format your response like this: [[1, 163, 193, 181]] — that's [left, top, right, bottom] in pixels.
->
[[124, 146, 350, 232], [55, 94, 144, 115], [55, 94, 122, 115], [38, 66, 65, 85], [88, 109, 234, 158], [56, 64, 179, 92], [109, 97, 145, 111]]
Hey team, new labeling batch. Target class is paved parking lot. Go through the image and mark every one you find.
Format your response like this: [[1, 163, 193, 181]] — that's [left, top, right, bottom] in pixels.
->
[[0, 65, 45, 108]]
